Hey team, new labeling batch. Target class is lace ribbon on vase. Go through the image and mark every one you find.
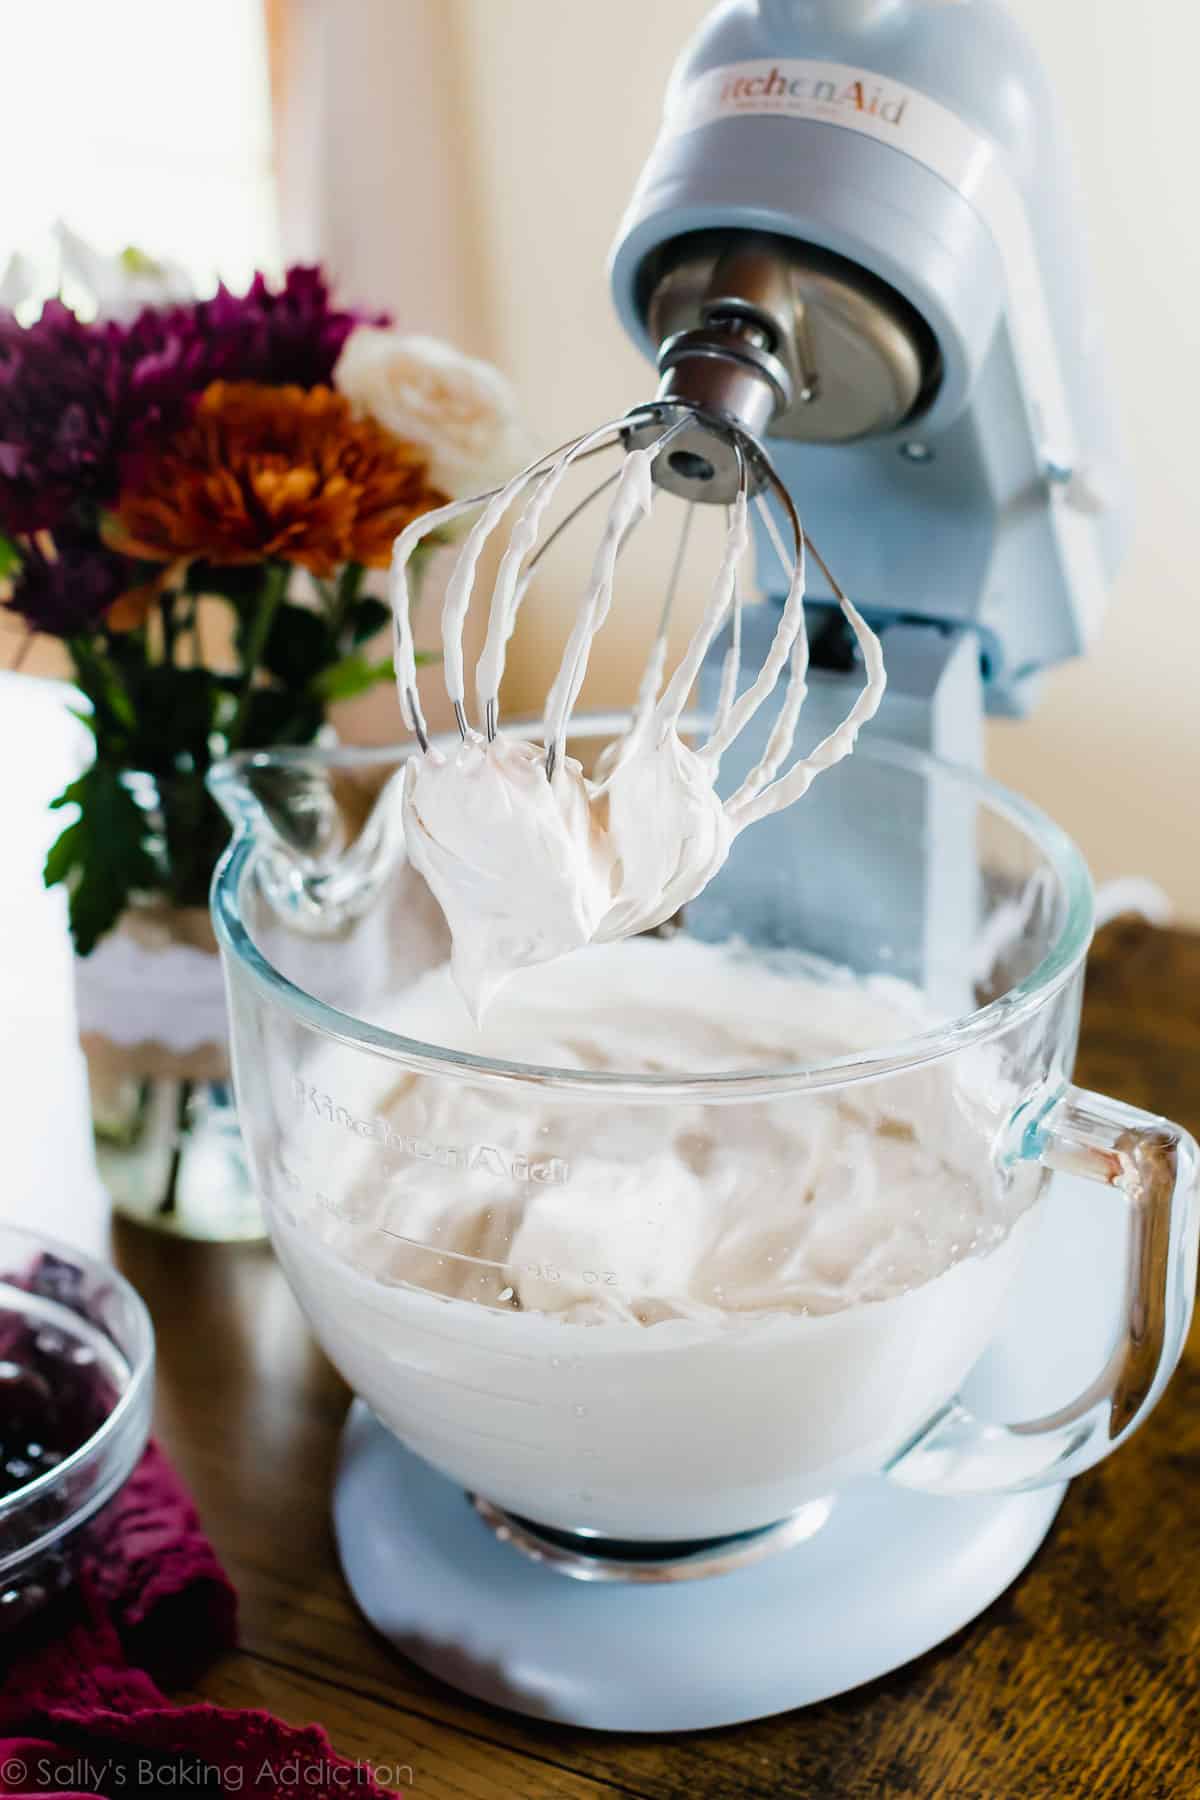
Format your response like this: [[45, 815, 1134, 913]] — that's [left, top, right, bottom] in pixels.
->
[[74, 932, 228, 1054]]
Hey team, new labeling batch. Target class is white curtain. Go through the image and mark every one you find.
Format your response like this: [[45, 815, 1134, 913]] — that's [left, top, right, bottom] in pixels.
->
[[268, 0, 485, 347], [267, 0, 493, 741]]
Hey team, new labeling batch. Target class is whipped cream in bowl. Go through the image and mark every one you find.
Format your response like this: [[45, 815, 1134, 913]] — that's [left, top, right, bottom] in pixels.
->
[[268, 927, 1046, 1542]]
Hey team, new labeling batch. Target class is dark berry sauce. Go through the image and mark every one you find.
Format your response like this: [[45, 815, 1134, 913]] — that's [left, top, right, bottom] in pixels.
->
[[0, 1256, 128, 1631], [0, 1325, 114, 1498]]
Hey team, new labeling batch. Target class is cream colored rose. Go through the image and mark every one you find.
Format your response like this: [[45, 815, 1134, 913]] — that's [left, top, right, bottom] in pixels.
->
[[335, 328, 525, 497]]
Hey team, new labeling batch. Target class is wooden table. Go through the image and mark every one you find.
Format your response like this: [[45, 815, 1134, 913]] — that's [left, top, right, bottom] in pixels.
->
[[112, 920, 1200, 1800]]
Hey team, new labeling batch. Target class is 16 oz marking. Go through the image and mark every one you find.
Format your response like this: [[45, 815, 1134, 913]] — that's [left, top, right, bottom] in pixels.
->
[[523, 1263, 617, 1286]]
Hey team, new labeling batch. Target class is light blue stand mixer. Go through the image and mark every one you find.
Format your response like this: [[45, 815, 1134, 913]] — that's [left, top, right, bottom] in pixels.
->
[[210, 0, 1199, 1740], [614, 0, 1125, 731], [611, 0, 1125, 985]]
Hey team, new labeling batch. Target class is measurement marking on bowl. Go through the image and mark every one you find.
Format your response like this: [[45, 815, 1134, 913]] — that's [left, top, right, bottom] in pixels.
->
[[388, 1397, 552, 1455], [520, 1262, 619, 1287], [376, 1227, 510, 1271], [343, 1305, 546, 1367], [426, 1425, 553, 1454], [377, 1227, 619, 1294], [403, 1367, 544, 1409]]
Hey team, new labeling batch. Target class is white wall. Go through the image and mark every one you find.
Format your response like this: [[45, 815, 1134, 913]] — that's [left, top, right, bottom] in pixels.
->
[[444, 0, 1200, 921]]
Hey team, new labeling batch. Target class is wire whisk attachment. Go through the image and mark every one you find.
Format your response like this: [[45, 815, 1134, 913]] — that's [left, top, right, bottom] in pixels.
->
[[388, 400, 886, 1018]]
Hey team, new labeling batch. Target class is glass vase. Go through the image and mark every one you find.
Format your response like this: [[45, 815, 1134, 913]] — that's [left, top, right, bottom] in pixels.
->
[[73, 902, 264, 1242]]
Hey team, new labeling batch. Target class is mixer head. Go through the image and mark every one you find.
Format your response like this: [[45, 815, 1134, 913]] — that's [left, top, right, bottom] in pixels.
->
[[624, 231, 940, 507], [605, 0, 1128, 714]]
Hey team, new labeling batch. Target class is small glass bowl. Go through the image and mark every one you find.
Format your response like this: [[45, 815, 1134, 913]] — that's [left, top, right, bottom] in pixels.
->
[[0, 1225, 154, 1631]]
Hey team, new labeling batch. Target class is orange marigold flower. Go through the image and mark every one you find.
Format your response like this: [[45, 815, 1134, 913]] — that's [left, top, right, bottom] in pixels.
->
[[107, 380, 446, 576]]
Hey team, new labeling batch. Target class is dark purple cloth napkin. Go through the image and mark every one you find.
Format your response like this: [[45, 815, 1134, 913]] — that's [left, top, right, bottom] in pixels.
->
[[0, 1443, 396, 1799]]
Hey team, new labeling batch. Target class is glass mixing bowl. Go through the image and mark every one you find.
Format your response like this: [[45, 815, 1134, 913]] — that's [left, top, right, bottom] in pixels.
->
[[210, 725, 1197, 1548]]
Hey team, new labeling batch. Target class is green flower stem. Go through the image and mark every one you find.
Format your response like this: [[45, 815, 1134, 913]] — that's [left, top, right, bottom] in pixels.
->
[[71, 636, 136, 732], [9, 626, 35, 673], [227, 561, 289, 750], [157, 1076, 194, 1217], [329, 560, 364, 643], [159, 593, 177, 664]]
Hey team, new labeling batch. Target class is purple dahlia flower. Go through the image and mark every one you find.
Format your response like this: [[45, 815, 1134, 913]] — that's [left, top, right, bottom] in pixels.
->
[[129, 264, 386, 394], [215, 264, 387, 386], [0, 303, 125, 533], [5, 539, 129, 637], [0, 267, 386, 538]]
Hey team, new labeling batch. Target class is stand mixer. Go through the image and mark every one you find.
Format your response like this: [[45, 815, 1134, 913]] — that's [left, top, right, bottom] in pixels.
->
[[207, 0, 1198, 1736], [606, 0, 1125, 993]]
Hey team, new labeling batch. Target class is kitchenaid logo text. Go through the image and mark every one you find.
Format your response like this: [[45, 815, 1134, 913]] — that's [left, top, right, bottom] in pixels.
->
[[291, 1076, 569, 1185], [716, 65, 908, 124], [666, 60, 926, 139]]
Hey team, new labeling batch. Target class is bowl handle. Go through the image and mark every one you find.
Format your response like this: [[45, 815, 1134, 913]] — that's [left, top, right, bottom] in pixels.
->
[[887, 1087, 1199, 1495]]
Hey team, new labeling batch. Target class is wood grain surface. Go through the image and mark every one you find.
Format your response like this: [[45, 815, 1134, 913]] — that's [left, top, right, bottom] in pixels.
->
[[113, 919, 1200, 1800]]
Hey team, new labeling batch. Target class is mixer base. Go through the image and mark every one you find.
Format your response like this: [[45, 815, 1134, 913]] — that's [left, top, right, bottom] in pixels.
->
[[332, 1402, 1065, 1733]]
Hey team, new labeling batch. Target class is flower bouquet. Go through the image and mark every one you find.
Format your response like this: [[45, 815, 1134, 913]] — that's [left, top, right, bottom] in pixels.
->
[[0, 247, 521, 1237]]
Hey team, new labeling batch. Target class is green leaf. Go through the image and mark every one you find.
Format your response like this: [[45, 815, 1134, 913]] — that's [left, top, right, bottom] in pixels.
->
[[349, 596, 391, 645], [261, 602, 334, 687], [42, 818, 83, 888], [329, 560, 364, 636], [0, 534, 22, 579], [158, 772, 231, 908], [70, 639, 138, 738], [239, 687, 325, 748], [185, 562, 266, 606], [101, 625, 150, 682], [44, 763, 160, 956], [308, 651, 394, 704], [128, 666, 218, 775]]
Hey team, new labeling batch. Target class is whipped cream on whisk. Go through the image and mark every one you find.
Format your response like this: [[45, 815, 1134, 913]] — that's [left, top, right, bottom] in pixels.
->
[[402, 737, 612, 1020], [391, 429, 886, 1019]]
